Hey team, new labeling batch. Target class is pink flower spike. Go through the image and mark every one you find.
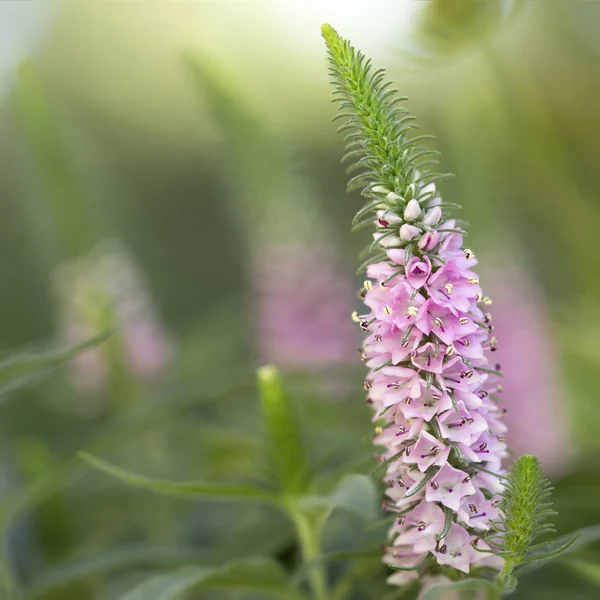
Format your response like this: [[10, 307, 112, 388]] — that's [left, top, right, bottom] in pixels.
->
[[426, 464, 475, 511], [324, 31, 510, 582]]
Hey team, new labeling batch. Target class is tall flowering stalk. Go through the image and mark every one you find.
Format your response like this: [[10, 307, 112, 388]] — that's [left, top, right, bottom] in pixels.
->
[[322, 25, 508, 584]]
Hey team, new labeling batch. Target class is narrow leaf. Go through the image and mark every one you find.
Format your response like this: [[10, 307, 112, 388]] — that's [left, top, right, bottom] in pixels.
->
[[79, 452, 277, 504], [0, 332, 111, 399], [514, 525, 600, 577], [258, 365, 308, 495]]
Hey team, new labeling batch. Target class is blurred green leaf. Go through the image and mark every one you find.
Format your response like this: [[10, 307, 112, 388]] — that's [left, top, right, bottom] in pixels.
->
[[562, 558, 600, 588], [412, 0, 524, 60], [185, 52, 330, 248], [79, 452, 278, 504], [120, 558, 303, 600], [24, 545, 205, 599], [419, 578, 501, 600], [0, 331, 110, 399], [17, 60, 98, 257], [257, 366, 308, 496], [0, 370, 253, 531], [300, 475, 379, 522]]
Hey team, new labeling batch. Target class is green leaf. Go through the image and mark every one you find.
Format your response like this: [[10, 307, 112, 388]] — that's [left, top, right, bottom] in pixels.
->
[[0, 332, 111, 399], [515, 525, 600, 577], [519, 533, 580, 564], [79, 452, 277, 504], [562, 558, 600, 587], [414, 0, 524, 60], [120, 558, 302, 600], [257, 366, 308, 495], [300, 474, 379, 522], [419, 578, 501, 600]]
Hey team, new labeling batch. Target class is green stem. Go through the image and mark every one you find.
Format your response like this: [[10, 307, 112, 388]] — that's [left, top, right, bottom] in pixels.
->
[[291, 509, 328, 600]]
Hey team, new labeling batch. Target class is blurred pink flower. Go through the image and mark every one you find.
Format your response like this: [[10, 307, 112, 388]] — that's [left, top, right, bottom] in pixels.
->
[[484, 265, 569, 476], [54, 242, 173, 395], [250, 241, 357, 370]]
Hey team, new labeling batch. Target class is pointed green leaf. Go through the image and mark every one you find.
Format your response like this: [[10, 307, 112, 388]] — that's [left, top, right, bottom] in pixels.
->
[[121, 558, 302, 600], [419, 578, 501, 600], [514, 525, 600, 577], [519, 533, 580, 564], [0, 332, 111, 399], [257, 366, 308, 495], [79, 452, 277, 504]]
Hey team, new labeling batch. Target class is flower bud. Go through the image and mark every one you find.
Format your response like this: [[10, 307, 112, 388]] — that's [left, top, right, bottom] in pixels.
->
[[423, 206, 442, 226], [377, 234, 401, 248], [418, 230, 440, 251], [376, 209, 401, 226], [387, 248, 405, 265], [399, 224, 420, 242], [403, 199, 421, 221]]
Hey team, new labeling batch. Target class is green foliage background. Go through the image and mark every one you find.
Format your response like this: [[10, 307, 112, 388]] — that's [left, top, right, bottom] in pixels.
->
[[0, 1, 599, 598]]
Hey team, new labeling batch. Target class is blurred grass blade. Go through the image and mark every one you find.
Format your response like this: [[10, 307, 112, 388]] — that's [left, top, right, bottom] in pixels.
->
[[79, 452, 277, 504], [17, 61, 96, 257], [419, 578, 501, 600], [120, 558, 303, 600], [0, 331, 111, 399], [257, 366, 308, 495]]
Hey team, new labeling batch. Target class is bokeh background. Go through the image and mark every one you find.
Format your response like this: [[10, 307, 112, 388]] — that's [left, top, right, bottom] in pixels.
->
[[1, 1, 600, 598]]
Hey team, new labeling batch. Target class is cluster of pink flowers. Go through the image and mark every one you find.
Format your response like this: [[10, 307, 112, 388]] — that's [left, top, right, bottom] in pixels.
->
[[355, 184, 507, 583], [54, 241, 172, 397]]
